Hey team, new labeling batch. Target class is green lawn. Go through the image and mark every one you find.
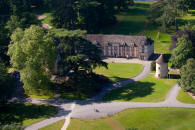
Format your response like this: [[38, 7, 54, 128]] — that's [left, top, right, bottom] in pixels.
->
[[94, 63, 144, 82], [40, 119, 65, 130], [177, 89, 195, 104], [0, 104, 57, 127], [103, 2, 153, 35], [28, 94, 54, 99], [67, 108, 195, 130], [103, 73, 177, 102]]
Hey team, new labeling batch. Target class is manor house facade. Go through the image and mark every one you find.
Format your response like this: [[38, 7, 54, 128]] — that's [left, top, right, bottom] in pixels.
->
[[86, 34, 154, 60]]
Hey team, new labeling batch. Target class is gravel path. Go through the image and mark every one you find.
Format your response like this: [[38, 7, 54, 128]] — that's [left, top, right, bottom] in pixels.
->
[[23, 58, 195, 130]]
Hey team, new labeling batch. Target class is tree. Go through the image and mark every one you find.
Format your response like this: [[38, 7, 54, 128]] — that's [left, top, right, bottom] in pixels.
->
[[52, 0, 77, 29], [51, 29, 107, 97], [7, 26, 57, 95], [51, 0, 116, 32], [170, 37, 195, 68], [0, 58, 15, 105], [149, 0, 192, 32], [0, 0, 11, 22], [0, 24, 10, 63], [170, 25, 195, 50], [7, 15, 23, 32], [179, 58, 195, 94]]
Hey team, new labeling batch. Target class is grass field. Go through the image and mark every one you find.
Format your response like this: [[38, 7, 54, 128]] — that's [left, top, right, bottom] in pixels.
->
[[177, 89, 195, 104], [102, 73, 177, 102], [67, 108, 195, 130], [0, 104, 57, 127], [40, 119, 65, 130], [94, 63, 144, 82], [103, 2, 153, 35]]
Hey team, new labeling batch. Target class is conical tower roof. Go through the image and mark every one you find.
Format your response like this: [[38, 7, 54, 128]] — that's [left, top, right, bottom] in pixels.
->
[[156, 54, 167, 64]]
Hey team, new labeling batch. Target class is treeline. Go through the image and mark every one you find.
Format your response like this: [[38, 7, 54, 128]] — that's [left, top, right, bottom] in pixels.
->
[[49, 0, 134, 32]]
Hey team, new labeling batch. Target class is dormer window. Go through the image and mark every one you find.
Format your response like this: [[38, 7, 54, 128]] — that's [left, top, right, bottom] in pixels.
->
[[105, 42, 110, 46], [94, 41, 101, 47], [122, 42, 127, 46], [94, 41, 98, 45]]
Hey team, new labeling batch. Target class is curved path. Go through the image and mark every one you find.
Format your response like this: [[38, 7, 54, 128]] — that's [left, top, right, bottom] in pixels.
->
[[24, 58, 195, 130], [91, 58, 151, 100]]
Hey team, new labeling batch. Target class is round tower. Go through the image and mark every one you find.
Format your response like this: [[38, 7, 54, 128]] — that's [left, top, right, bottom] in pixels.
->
[[155, 54, 168, 78]]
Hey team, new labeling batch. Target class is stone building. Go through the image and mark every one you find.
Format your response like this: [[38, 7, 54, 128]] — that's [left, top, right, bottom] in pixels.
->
[[86, 34, 154, 60], [155, 54, 168, 78]]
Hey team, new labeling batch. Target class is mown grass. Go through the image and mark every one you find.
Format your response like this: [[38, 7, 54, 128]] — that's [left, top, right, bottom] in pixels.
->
[[0, 104, 57, 127], [94, 63, 144, 82], [103, 2, 153, 34], [177, 89, 195, 104], [40, 119, 65, 130], [28, 94, 54, 99], [68, 108, 195, 130], [102, 73, 177, 102]]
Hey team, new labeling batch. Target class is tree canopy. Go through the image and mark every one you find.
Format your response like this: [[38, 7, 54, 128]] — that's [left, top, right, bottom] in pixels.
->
[[170, 37, 195, 68], [52, 28, 107, 97], [179, 58, 195, 94], [8, 25, 57, 95]]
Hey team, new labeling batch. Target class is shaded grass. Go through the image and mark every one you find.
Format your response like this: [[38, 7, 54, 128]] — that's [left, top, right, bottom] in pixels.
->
[[94, 63, 144, 82], [103, 73, 177, 102], [28, 94, 54, 99], [68, 108, 195, 130], [40, 119, 65, 130], [0, 104, 57, 127], [177, 89, 195, 104], [103, 2, 153, 35]]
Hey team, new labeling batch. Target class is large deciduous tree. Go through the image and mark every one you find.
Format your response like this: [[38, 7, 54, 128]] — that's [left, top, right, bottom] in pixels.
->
[[170, 37, 195, 68], [52, 0, 116, 33], [51, 29, 107, 97], [8, 25, 57, 95], [179, 58, 195, 94]]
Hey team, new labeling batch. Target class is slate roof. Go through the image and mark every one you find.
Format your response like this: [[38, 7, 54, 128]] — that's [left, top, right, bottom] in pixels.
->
[[156, 54, 167, 64], [86, 34, 153, 47]]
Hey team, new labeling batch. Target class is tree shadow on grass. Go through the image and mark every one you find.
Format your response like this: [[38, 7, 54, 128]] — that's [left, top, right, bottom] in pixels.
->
[[102, 81, 155, 101], [110, 76, 129, 83], [0, 104, 58, 125]]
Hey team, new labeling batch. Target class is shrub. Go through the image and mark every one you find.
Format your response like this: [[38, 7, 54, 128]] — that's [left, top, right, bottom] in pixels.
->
[[0, 124, 24, 130], [151, 61, 156, 71], [178, 58, 195, 94]]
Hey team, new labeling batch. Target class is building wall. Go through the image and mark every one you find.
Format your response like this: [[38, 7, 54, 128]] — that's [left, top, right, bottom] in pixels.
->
[[155, 63, 168, 78], [101, 41, 154, 60]]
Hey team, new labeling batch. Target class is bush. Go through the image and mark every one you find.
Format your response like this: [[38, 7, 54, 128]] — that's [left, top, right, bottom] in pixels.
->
[[0, 124, 24, 130], [151, 61, 156, 71], [178, 58, 195, 94]]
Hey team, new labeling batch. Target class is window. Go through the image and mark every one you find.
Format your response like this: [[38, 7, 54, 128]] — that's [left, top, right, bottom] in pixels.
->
[[142, 45, 144, 53]]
